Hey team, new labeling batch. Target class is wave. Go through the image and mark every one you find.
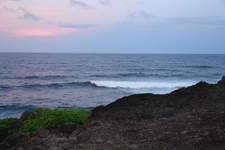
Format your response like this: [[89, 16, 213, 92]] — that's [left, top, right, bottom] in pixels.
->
[[1, 80, 196, 91], [0, 75, 75, 80], [24, 75, 69, 80], [186, 65, 214, 69], [0, 81, 95, 90], [90, 73, 155, 78], [90, 72, 190, 79], [20, 81, 94, 89], [90, 80, 195, 89], [116, 73, 158, 78], [0, 104, 38, 118], [0, 85, 10, 89]]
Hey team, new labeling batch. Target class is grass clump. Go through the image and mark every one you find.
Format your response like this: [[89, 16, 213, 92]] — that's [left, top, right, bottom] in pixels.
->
[[20, 108, 91, 134], [0, 117, 18, 137]]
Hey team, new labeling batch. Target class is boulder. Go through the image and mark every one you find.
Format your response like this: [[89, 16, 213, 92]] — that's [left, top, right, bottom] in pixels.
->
[[217, 76, 225, 85], [30, 138, 44, 147], [58, 122, 77, 133], [4, 132, 29, 147], [14, 111, 33, 128], [0, 143, 10, 150], [1, 111, 33, 142], [32, 128, 50, 138], [195, 81, 209, 86]]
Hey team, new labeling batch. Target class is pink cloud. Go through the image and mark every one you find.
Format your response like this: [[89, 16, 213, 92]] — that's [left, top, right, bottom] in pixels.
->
[[26, 6, 66, 16], [0, 7, 17, 16], [11, 28, 74, 37], [0, 24, 9, 27]]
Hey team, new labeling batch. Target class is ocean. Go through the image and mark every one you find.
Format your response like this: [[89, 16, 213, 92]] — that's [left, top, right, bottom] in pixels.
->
[[0, 53, 225, 118]]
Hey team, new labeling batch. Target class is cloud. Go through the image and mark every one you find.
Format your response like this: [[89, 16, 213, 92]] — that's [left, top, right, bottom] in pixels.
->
[[57, 22, 96, 29], [0, 24, 9, 27], [165, 16, 225, 32], [1, 6, 17, 16], [18, 7, 41, 21], [99, 0, 111, 6], [128, 10, 154, 19], [3, 6, 17, 13], [167, 16, 225, 30], [1, 0, 21, 1], [168, 16, 225, 25], [11, 28, 73, 37], [70, 0, 94, 9], [46, 20, 54, 25]]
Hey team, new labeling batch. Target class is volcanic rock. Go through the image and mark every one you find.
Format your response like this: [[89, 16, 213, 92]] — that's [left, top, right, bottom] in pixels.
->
[[4, 132, 29, 147], [217, 76, 225, 85], [58, 122, 77, 133], [1, 77, 225, 149], [1, 111, 33, 142]]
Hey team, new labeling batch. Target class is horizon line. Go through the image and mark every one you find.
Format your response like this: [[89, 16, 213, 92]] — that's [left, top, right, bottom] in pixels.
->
[[1, 52, 225, 55]]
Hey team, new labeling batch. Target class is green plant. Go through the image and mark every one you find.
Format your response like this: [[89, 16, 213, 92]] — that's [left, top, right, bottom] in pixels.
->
[[19, 108, 91, 134], [0, 117, 18, 137]]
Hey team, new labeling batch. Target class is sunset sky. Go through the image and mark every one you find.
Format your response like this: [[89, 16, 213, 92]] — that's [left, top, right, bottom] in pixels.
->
[[0, 0, 225, 54]]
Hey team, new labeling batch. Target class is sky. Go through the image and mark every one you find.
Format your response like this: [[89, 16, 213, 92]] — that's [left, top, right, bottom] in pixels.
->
[[0, 0, 225, 54]]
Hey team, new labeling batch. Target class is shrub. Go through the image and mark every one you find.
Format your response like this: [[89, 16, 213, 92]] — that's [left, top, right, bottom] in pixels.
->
[[0, 117, 18, 137], [19, 108, 91, 134]]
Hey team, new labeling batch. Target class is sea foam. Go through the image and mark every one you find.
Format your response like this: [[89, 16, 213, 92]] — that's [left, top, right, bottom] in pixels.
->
[[90, 80, 195, 89]]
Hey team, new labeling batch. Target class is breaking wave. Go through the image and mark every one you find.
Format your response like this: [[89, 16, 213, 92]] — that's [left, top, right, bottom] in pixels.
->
[[90, 80, 196, 89]]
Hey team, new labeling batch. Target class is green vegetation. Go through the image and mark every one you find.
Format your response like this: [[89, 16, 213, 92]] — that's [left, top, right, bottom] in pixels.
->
[[20, 108, 91, 134], [0, 117, 18, 137], [1, 108, 91, 135]]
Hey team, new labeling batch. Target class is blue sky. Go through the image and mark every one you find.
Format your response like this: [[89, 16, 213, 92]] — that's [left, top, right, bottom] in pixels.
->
[[0, 0, 225, 54]]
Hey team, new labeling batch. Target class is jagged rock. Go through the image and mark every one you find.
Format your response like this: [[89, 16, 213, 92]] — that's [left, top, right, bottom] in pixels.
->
[[4, 132, 29, 147], [58, 122, 77, 133], [70, 126, 86, 137], [84, 119, 102, 128], [14, 111, 33, 128], [1, 111, 33, 142], [217, 76, 225, 85], [30, 138, 44, 147], [1, 77, 225, 149], [195, 81, 209, 86], [31, 128, 50, 139], [0, 143, 10, 150]]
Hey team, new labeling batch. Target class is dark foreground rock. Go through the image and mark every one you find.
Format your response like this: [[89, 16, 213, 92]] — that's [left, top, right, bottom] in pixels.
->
[[1, 77, 225, 150], [1, 111, 33, 142]]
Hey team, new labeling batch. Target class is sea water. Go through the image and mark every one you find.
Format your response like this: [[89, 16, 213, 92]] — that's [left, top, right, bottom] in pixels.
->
[[0, 53, 225, 118]]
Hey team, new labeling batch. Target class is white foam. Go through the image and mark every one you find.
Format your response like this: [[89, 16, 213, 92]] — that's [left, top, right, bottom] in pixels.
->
[[90, 80, 195, 89]]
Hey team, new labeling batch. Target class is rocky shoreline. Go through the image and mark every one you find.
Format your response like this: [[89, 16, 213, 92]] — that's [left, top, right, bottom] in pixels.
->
[[1, 77, 225, 150]]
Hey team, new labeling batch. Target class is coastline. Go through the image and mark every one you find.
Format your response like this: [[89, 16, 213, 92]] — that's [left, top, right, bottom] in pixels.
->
[[1, 76, 225, 149]]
